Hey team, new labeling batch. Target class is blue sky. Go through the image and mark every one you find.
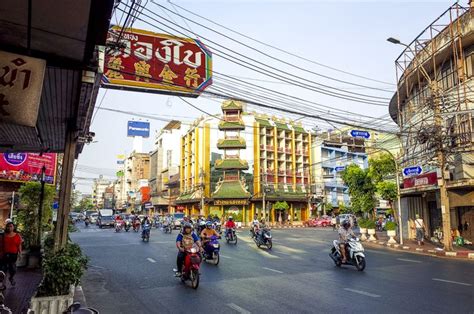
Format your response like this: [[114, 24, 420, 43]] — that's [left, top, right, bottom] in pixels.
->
[[75, 0, 459, 193]]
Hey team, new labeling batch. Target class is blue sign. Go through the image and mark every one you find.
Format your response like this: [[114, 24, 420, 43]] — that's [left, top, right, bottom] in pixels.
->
[[53, 201, 59, 209], [4, 153, 27, 166], [350, 130, 371, 139], [335, 166, 345, 172], [117, 160, 125, 165], [403, 166, 423, 177], [127, 121, 150, 138]]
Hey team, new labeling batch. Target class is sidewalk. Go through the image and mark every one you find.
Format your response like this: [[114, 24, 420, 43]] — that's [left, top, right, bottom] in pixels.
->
[[3, 268, 42, 314], [363, 231, 474, 260]]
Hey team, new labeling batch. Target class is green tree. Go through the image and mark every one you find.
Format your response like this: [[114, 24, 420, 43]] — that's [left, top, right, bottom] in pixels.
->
[[77, 197, 94, 211], [376, 181, 397, 202], [17, 182, 56, 248], [368, 153, 396, 184], [341, 164, 376, 216], [274, 201, 289, 211]]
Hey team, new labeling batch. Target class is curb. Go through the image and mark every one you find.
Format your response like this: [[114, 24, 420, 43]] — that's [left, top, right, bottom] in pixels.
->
[[364, 241, 474, 260], [74, 285, 87, 307]]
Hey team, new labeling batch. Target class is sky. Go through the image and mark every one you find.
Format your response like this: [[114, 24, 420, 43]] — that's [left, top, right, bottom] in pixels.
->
[[74, 0, 460, 193]]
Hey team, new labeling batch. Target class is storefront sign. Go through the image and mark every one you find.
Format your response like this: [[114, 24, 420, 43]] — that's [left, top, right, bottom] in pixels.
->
[[214, 199, 248, 206], [403, 172, 437, 189], [0, 50, 46, 127], [102, 27, 212, 97], [0, 153, 57, 184], [127, 120, 150, 137]]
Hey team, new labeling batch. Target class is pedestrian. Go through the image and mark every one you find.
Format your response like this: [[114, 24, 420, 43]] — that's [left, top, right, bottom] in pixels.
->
[[287, 213, 291, 225], [414, 214, 425, 246], [1, 222, 22, 286]]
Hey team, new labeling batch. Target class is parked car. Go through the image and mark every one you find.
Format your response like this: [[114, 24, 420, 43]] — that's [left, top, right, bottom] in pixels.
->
[[98, 215, 115, 228], [304, 216, 331, 227]]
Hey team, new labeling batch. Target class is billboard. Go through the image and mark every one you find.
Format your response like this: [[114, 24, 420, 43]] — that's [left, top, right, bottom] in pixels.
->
[[127, 121, 150, 137], [0, 153, 57, 184], [102, 27, 212, 97]]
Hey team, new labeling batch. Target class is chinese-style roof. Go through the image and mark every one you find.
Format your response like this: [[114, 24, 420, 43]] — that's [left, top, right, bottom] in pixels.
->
[[218, 120, 245, 130], [265, 190, 307, 201], [176, 190, 198, 203], [274, 121, 291, 131], [221, 100, 243, 110], [217, 137, 246, 149], [212, 180, 250, 199], [292, 125, 306, 133], [215, 158, 249, 170], [256, 118, 273, 128]]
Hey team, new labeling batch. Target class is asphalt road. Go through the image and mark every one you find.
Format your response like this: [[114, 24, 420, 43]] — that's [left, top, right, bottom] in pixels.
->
[[71, 224, 474, 314]]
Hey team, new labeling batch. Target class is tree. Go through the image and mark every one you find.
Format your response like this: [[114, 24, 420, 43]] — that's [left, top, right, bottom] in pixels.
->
[[274, 201, 289, 211], [71, 190, 81, 212], [78, 197, 94, 211], [341, 164, 376, 216], [369, 153, 398, 210], [376, 181, 397, 203]]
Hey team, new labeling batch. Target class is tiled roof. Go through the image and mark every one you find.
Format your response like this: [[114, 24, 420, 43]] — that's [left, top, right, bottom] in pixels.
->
[[293, 126, 306, 133], [217, 137, 246, 149], [212, 180, 250, 199], [215, 158, 249, 170], [256, 118, 273, 128], [222, 100, 243, 110], [274, 121, 291, 131], [218, 120, 245, 130]]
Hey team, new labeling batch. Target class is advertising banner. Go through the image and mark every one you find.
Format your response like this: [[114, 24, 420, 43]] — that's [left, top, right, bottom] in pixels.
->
[[0, 153, 57, 184], [127, 121, 150, 137], [403, 172, 437, 189], [102, 27, 212, 97]]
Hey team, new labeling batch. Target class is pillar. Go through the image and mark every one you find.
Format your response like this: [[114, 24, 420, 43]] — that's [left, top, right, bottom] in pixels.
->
[[290, 203, 294, 223], [243, 205, 247, 226]]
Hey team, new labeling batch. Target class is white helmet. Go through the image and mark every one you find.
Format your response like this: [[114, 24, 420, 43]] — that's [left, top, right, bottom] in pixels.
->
[[5, 218, 12, 224]]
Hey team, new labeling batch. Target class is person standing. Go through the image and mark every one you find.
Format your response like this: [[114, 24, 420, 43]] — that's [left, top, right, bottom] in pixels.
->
[[414, 214, 425, 246], [2, 222, 22, 286]]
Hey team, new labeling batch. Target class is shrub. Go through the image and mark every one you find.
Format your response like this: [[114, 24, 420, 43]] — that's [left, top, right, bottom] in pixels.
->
[[366, 220, 376, 229], [358, 218, 368, 228], [385, 221, 397, 231]]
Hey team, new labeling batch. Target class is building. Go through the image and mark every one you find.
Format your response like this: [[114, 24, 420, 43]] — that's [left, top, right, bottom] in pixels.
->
[[389, 3, 474, 247], [176, 100, 313, 225], [149, 120, 184, 213], [312, 130, 368, 213], [92, 176, 112, 208], [122, 151, 150, 212]]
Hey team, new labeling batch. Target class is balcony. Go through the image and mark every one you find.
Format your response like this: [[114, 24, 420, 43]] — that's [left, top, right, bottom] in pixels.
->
[[277, 147, 285, 153], [285, 148, 292, 154], [266, 145, 274, 151], [324, 180, 346, 189]]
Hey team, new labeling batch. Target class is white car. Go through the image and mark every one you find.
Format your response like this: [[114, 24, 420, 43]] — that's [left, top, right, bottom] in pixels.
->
[[89, 213, 98, 224]]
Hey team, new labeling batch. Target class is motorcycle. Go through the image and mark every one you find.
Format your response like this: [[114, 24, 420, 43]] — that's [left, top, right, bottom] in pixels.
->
[[84, 219, 90, 228], [202, 235, 220, 265], [162, 222, 172, 234], [225, 228, 237, 245], [114, 221, 123, 232], [124, 220, 131, 232], [253, 227, 272, 249], [174, 246, 201, 289], [142, 223, 151, 242], [329, 237, 366, 271], [213, 221, 222, 233], [133, 220, 140, 232]]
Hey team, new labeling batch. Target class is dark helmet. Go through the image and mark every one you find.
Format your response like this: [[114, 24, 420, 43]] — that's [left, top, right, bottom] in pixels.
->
[[206, 221, 212, 228], [183, 222, 192, 232], [342, 220, 351, 229]]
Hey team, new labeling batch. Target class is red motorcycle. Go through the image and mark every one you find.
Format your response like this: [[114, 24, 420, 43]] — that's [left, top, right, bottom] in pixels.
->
[[132, 220, 140, 232], [177, 246, 201, 289]]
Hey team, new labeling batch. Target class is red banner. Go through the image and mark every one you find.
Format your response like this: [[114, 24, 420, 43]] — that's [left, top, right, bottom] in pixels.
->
[[403, 172, 437, 189], [0, 153, 58, 184]]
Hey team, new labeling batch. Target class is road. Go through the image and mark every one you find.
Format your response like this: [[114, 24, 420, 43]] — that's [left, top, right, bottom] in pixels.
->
[[71, 224, 474, 314]]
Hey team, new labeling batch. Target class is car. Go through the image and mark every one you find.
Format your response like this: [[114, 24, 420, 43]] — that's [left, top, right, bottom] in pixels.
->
[[98, 215, 115, 228], [314, 216, 331, 227], [89, 213, 98, 224]]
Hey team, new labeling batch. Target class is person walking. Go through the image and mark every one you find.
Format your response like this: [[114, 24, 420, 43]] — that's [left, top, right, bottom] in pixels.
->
[[414, 214, 425, 246], [2, 222, 22, 286]]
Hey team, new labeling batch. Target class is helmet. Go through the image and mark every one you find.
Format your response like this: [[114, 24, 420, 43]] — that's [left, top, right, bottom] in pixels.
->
[[342, 220, 351, 228], [228, 216, 233, 221], [5, 218, 12, 224], [183, 222, 192, 231], [206, 221, 212, 228]]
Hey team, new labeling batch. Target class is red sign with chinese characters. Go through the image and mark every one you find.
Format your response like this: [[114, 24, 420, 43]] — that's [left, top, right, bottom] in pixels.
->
[[0, 153, 58, 184], [403, 172, 437, 189], [102, 27, 212, 97]]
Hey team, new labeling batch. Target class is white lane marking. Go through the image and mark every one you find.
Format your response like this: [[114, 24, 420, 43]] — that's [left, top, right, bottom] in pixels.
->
[[344, 288, 380, 298], [221, 254, 231, 259], [227, 303, 251, 314], [397, 258, 422, 263], [432, 278, 472, 286], [262, 267, 284, 274], [147, 258, 157, 263]]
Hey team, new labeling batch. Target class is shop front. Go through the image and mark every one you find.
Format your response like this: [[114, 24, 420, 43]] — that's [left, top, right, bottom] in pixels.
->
[[213, 199, 250, 225]]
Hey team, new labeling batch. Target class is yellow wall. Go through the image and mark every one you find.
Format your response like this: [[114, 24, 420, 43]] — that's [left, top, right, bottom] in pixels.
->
[[253, 122, 260, 195], [273, 126, 278, 184], [292, 129, 296, 189]]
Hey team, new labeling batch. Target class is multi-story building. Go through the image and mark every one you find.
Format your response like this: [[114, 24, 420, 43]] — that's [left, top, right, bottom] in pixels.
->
[[149, 120, 184, 213], [389, 3, 474, 246], [176, 100, 313, 225], [312, 131, 368, 213], [92, 175, 112, 208]]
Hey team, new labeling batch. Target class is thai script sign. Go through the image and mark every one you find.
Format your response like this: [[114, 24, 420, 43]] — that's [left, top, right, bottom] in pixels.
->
[[0, 50, 46, 127], [102, 27, 212, 97], [349, 130, 371, 139], [403, 172, 437, 189], [127, 121, 150, 137], [214, 199, 248, 206], [0, 153, 57, 184], [403, 165, 423, 177]]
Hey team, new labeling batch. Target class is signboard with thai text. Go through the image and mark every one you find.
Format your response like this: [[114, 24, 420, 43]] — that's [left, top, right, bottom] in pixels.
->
[[214, 199, 248, 206], [349, 130, 371, 139], [403, 172, 437, 189], [0, 50, 46, 127], [403, 165, 423, 177], [102, 27, 212, 97], [0, 153, 57, 184]]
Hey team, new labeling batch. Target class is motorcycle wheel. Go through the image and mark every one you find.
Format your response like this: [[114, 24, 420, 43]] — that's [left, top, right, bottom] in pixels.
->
[[266, 239, 272, 250], [355, 256, 366, 271], [190, 269, 199, 289], [226, 238, 230, 244], [214, 253, 220, 266], [234, 235, 238, 245]]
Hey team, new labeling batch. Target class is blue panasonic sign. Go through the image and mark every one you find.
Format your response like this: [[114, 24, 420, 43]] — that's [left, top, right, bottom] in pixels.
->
[[127, 121, 150, 138]]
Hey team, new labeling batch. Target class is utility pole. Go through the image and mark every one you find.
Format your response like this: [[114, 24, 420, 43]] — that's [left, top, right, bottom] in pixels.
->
[[36, 165, 46, 248], [261, 172, 267, 220], [199, 168, 205, 216]]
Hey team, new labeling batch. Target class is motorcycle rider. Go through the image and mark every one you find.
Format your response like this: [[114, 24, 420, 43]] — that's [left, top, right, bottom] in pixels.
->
[[200, 221, 219, 244], [338, 219, 355, 263], [175, 223, 201, 276], [250, 216, 260, 237], [114, 214, 124, 229], [256, 218, 268, 242], [224, 216, 236, 238]]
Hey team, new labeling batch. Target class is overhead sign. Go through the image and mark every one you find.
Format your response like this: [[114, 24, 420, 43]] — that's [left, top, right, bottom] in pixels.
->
[[403, 172, 437, 189], [144, 201, 153, 209], [117, 160, 125, 165], [102, 27, 212, 97], [0, 153, 57, 184], [335, 166, 345, 172], [350, 130, 371, 139], [127, 121, 150, 137], [0, 50, 46, 127], [403, 166, 423, 177], [214, 199, 248, 206]]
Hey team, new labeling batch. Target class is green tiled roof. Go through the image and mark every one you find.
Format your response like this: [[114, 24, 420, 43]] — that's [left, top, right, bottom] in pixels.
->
[[275, 121, 291, 131], [265, 190, 307, 201], [176, 191, 197, 203], [217, 137, 246, 149], [256, 118, 272, 128], [218, 120, 245, 130], [293, 126, 306, 133], [212, 180, 250, 199], [222, 100, 243, 110], [215, 158, 249, 170]]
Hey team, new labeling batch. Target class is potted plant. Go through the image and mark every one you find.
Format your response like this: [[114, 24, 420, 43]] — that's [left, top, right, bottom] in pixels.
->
[[366, 220, 377, 241], [358, 218, 368, 241], [385, 221, 397, 244], [30, 240, 88, 314]]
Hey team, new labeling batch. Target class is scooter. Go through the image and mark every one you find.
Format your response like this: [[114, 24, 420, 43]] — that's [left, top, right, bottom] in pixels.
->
[[329, 237, 366, 271], [202, 235, 220, 265], [162, 223, 172, 234], [142, 224, 151, 242], [253, 227, 272, 249], [114, 221, 123, 232], [124, 220, 131, 232], [174, 246, 201, 289], [225, 228, 237, 245]]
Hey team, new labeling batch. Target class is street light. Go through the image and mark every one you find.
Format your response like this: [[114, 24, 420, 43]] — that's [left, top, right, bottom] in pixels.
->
[[387, 37, 401, 45]]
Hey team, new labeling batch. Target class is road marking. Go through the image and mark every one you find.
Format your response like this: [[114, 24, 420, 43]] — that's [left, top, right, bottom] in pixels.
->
[[227, 303, 251, 314], [221, 254, 231, 259], [432, 278, 472, 286], [262, 267, 284, 274], [344, 288, 380, 298], [146, 258, 157, 263], [397, 258, 422, 263]]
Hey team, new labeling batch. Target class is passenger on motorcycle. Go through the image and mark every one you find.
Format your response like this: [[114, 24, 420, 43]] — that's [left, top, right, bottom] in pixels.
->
[[338, 220, 355, 263], [175, 223, 201, 276], [224, 216, 236, 237], [250, 218, 260, 237]]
